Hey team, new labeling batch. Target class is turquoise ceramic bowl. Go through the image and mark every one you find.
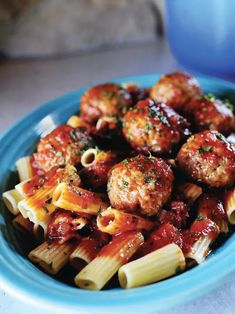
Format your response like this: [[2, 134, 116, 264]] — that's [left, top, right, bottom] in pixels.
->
[[1, 74, 235, 313]]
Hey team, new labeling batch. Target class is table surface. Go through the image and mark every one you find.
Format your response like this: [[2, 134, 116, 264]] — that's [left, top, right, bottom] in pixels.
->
[[1, 39, 235, 314]]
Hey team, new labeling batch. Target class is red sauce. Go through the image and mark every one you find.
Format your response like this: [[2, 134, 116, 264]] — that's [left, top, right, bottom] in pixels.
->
[[22, 167, 59, 197], [90, 221, 111, 246], [99, 231, 143, 263], [198, 193, 227, 226], [140, 223, 182, 256], [182, 218, 219, 254], [46, 208, 88, 244], [68, 186, 104, 209], [158, 201, 189, 229]]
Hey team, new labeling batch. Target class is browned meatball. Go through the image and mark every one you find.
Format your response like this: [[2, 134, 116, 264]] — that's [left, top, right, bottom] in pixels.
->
[[122, 98, 191, 155], [80, 83, 132, 129], [107, 155, 174, 216], [150, 72, 202, 111], [177, 130, 235, 187], [184, 96, 235, 135], [34, 126, 93, 172]]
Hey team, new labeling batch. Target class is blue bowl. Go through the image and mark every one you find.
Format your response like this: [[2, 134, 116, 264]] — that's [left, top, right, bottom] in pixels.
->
[[1, 74, 235, 313]]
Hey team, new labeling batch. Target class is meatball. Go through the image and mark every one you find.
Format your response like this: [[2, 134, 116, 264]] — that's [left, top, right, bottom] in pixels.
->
[[80, 83, 132, 130], [122, 98, 191, 155], [107, 155, 174, 216], [177, 130, 235, 187], [150, 72, 202, 111], [34, 126, 93, 172], [184, 96, 235, 135]]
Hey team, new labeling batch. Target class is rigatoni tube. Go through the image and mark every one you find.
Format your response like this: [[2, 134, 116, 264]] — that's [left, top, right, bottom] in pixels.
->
[[75, 231, 144, 290], [2, 189, 23, 215], [118, 243, 185, 289], [12, 214, 34, 234], [184, 218, 219, 264], [80, 148, 98, 168], [177, 182, 202, 205], [224, 187, 235, 224], [28, 240, 77, 275], [97, 207, 153, 235], [16, 156, 33, 182], [67, 115, 87, 128], [52, 182, 108, 215], [70, 237, 100, 271]]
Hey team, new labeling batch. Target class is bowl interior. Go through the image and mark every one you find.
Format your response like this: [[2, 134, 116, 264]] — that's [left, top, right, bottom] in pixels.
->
[[1, 74, 235, 313]]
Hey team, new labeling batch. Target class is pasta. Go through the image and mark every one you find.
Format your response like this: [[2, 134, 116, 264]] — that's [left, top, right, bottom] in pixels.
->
[[70, 237, 100, 270], [118, 243, 185, 289], [80, 148, 98, 168], [2, 71, 235, 291], [224, 187, 235, 224], [67, 115, 87, 128], [52, 182, 108, 215], [2, 189, 23, 215], [97, 207, 153, 235], [12, 214, 34, 234], [75, 231, 144, 290], [28, 240, 77, 275], [184, 218, 219, 264], [16, 156, 33, 182]]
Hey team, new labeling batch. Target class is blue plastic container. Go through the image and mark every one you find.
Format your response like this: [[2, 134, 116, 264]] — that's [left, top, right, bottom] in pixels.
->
[[165, 0, 235, 76]]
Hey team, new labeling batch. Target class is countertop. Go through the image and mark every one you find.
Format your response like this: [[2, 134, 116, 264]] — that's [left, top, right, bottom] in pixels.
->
[[0, 40, 235, 314]]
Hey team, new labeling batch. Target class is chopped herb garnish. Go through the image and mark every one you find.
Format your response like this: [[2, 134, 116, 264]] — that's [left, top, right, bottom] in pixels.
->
[[102, 90, 115, 100], [216, 133, 224, 141], [198, 146, 212, 153], [56, 151, 63, 157], [196, 215, 205, 221], [122, 159, 129, 165], [144, 176, 155, 183], [188, 135, 195, 142], [128, 129, 132, 136], [203, 93, 216, 101], [146, 121, 153, 131]]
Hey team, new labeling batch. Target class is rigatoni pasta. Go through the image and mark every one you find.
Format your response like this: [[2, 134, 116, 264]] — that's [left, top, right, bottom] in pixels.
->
[[52, 182, 108, 215], [224, 187, 235, 224], [97, 207, 153, 235], [28, 240, 77, 275], [75, 231, 144, 290], [70, 237, 100, 270], [2, 189, 23, 215], [118, 243, 185, 288], [16, 156, 33, 182]]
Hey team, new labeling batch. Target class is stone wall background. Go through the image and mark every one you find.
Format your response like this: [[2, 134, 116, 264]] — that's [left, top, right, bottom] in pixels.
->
[[0, 0, 164, 58]]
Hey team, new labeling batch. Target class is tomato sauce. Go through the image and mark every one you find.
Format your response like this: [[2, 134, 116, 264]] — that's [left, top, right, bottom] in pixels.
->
[[182, 218, 219, 254]]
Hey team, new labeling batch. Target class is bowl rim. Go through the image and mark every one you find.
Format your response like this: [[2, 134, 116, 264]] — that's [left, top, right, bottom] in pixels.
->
[[1, 73, 235, 313]]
